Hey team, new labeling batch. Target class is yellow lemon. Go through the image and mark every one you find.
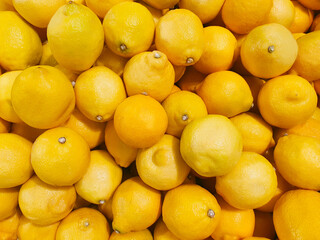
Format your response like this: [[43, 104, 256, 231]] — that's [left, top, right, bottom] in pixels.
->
[[136, 134, 190, 190], [264, 0, 295, 28], [18, 215, 60, 240], [0, 118, 10, 133], [112, 176, 161, 233], [75, 66, 126, 122], [0, 187, 19, 221], [154, 218, 180, 240], [291, 31, 320, 81], [241, 23, 298, 79], [40, 41, 58, 67], [230, 112, 274, 154], [0, 210, 20, 240], [0, 133, 32, 188], [243, 76, 265, 113], [12, 0, 66, 28], [173, 65, 186, 83], [257, 75, 317, 128], [155, 9, 204, 66], [109, 229, 153, 240], [176, 66, 206, 93], [163, 184, 221, 240], [11, 122, 45, 142], [48, 2, 104, 72], [194, 26, 237, 74], [73, 195, 91, 210], [141, 0, 178, 9], [123, 51, 174, 102], [137, 0, 163, 25], [114, 95, 168, 149], [98, 195, 113, 221], [211, 195, 255, 240], [0, 71, 23, 123], [289, 1, 314, 33], [162, 90, 208, 138], [273, 189, 320, 240], [85, 0, 133, 19], [54, 64, 79, 84], [104, 120, 138, 168], [62, 108, 106, 149], [75, 150, 122, 204], [11, 65, 75, 129], [216, 152, 277, 209], [19, 175, 76, 226], [103, 2, 155, 58], [56, 208, 111, 240], [31, 127, 90, 186], [94, 45, 128, 76], [180, 115, 243, 177], [196, 71, 253, 117], [274, 134, 320, 190], [0, 11, 42, 71]]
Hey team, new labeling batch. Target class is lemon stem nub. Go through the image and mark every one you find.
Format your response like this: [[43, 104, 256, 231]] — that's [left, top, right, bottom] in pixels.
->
[[96, 115, 103, 121], [268, 45, 275, 53], [71, 81, 76, 87], [115, 230, 120, 234], [207, 209, 215, 218], [154, 52, 161, 58], [84, 221, 89, 227], [186, 57, 194, 64], [99, 200, 105, 204], [142, 91, 148, 96], [58, 137, 66, 144], [120, 44, 127, 52], [182, 114, 189, 121]]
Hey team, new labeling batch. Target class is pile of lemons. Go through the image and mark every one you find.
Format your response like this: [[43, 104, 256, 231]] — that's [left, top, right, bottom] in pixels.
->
[[0, 0, 320, 239]]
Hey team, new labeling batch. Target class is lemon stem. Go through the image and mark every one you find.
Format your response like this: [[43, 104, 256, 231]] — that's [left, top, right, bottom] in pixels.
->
[[268, 45, 275, 53], [120, 44, 127, 52], [58, 137, 66, 144], [207, 209, 215, 218], [96, 115, 103, 121], [186, 57, 194, 64]]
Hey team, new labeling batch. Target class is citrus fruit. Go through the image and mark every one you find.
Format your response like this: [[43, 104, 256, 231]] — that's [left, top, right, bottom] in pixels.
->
[[113, 94, 168, 148], [85, 0, 133, 18], [11, 122, 45, 142], [0, 187, 19, 221], [123, 51, 174, 102], [0, 133, 33, 188], [162, 90, 208, 138], [11, 65, 75, 129], [112, 176, 161, 233], [154, 218, 180, 240], [176, 66, 206, 93], [0, 210, 20, 240], [216, 152, 277, 209], [47, 2, 104, 72], [289, 1, 314, 33], [241, 23, 298, 79], [109, 229, 153, 240], [18, 175, 76, 226], [155, 9, 204, 66], [264, 0, 295, 28], [141, 0, 178, 9], [180, 114, 243, 177], [196, 71, 253, 117], [243, 76, 265, 112], [75, 66, 126, 122], [163, 184, 221, 240], [40, 41, 58, 67], [103, 2, 155, 58]]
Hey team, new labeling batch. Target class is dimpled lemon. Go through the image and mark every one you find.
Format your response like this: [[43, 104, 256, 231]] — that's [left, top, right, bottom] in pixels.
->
[[180, 115, 243, 177], [0, 11, 42, 71], [48, 2, 104, 72], [11, 65, 75, 129], [103, 2, 155, 58]]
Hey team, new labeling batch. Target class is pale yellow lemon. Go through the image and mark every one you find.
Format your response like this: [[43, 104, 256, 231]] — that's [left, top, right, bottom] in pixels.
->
[[163, 184, 221, 240], [11, 65, 75, 129], [56, 208, 111, 240], [112, 177, 161, 233], [180, 115, 243, 177], [162, 90, 208, 138], [104, 120, 138, 168], [75, 150, 122, 204], [0, 11, 42, 71], [0, 133, 33, 188], [18, 175, 76, 226], [31, 127, 90, 186], [155, 9, 204, 66], [103, 2, 155, 58], [48, 2, 104, 72], [0, 71, 23, 123]]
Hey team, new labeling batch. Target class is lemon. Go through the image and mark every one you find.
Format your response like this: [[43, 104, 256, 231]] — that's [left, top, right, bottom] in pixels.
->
[[136, 134, 190, 190], [0, 133, 33, 188], [11, 65, 75, 129], [0, 71, 23, 123], [0, 210, 20, 240], [75, 150, 123, 204], [180, 115, 243, 177], [103, 2, 155, 58], [85, 0, 133, 18], [56, 208, 111, 240], [75, 66, 127, 122], [19, 175, 76, 226], [109, 229, 153, 240], [112, 176, 161, 233], [47, 2, 104, 72], [0, 11, 42, 71], [154, 218, 180, 240], [40, 41, 58, 67], [11, 122, 45, 143], [0, 187, 19, 221], [141, 0, 178, 9]]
